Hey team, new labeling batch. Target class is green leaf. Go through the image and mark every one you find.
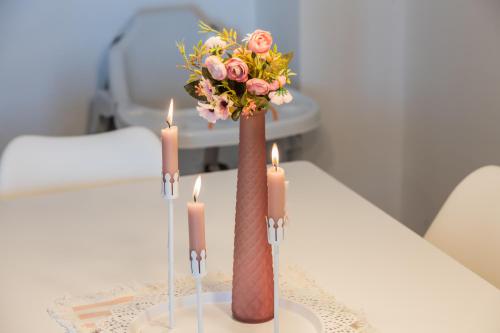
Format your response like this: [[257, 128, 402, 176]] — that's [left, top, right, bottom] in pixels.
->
[[228, 80, 246, 97], [282, 52, 294, 65], [253, 96, 269, 109], [231, 108, 242, 121], [198, 21, 218, 34], [184, 81, 207, 102], [201, 67, 211, 78], [176, 41, 186, 55], [187, 73, 199, 83]]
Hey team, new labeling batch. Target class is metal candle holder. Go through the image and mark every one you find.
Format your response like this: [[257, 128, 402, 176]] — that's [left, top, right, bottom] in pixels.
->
[[267, 216, 286, 333], [162, 171, 179, 200], [190, 249, 207, 333], [162, 171, 179, 328]]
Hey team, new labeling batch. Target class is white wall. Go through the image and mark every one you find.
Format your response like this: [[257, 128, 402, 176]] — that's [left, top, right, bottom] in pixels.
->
[[299, 0, 407, 220], [402, 0, 500, 234], [255, 0, 301, 87], [298, 0, 500, 235], [0, 0, 256, 151]]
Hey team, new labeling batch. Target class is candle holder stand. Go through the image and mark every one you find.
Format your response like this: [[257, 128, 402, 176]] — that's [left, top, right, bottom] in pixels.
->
[[266, 216, 286, 333], [190, 249, 207, 333], [162, 171, 179, 329]]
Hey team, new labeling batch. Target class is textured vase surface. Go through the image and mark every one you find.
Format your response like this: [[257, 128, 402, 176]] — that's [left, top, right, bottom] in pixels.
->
[[232, 111, 274, 323]]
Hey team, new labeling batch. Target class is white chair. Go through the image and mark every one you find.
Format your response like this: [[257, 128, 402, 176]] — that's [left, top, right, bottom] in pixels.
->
[[425, 165, 500, 288], [0, 127, 161, 196]]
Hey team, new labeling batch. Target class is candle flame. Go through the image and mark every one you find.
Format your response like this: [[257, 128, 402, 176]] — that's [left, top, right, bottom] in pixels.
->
[[193, 175, 202, 202], [166, 98, 174, 127], [271, 143, 279, 168]]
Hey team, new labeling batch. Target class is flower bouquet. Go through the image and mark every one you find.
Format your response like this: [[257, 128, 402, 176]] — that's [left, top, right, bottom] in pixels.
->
[[177, 21, 295, 123], [177, 22, 296, 324]]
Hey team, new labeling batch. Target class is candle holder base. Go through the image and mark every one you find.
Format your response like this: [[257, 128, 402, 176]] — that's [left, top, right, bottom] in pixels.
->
[[130, 292, 323, 333]]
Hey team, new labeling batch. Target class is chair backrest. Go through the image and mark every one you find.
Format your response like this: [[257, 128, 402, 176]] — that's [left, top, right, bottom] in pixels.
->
[[0, 127, 161, 196], [425, 165, 500, 288], [117, 6, 209, 110]]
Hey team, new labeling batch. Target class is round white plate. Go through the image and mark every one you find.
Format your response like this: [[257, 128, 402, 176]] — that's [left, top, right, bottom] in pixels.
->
[[129, 291, 323, 333]]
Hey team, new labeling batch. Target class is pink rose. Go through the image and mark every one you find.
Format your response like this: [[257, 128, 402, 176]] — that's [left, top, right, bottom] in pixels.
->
[[205, 55, 227, 81], [269, 75, 287, 91], [246, 78, 269, 95], [247, 29, 273, 54], [225, 58, 249, 82]]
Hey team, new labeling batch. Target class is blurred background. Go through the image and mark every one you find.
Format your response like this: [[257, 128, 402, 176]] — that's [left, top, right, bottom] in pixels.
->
[[1, 0, 499, 235]]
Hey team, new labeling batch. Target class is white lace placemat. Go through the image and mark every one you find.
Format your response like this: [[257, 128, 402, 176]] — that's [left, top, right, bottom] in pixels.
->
[[48, 267, 375, 333]]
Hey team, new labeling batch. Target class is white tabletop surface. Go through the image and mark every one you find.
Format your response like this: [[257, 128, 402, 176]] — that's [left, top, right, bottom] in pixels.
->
[[0, 161, 499, 332]]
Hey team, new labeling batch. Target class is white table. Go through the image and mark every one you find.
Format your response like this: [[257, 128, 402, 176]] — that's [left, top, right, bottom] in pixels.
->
[[1, 161, 499, 332]]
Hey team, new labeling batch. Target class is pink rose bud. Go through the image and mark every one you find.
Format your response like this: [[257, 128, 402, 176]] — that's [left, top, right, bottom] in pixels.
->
[[246, 78, 270, 96], [247, 29, 273, 54], [269, 75, 287, 91], [205, 55, 227, 81], [225, 58, 249, 82]]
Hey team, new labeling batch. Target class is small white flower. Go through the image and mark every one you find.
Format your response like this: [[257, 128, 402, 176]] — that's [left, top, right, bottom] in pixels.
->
[[242, 33, 252, 43], [283, 91, 293, 103], [269, 89, 293, 105], [204, 36, 227, 50]]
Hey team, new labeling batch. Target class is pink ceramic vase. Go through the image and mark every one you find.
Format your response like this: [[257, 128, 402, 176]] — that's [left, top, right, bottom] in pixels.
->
[[232, 111, 274, 323]]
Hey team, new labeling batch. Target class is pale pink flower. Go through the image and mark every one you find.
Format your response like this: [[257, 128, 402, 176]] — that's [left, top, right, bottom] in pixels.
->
[[242, 99, 258, 118], [246, 78, 269, 96], [225, 58, 249, 82], [205, 55, 227, 80], [269, 89, 293, 105], [196, 102, 219, 123], [213, 93, 234, 120], [204, 36, 227, 50], [247, 29, 273, 54], [269, 76, 287, 91], [196, 77, 215, 100]]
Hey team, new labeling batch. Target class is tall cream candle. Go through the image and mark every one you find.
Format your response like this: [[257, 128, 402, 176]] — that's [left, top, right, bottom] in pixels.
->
[[267, 143, 286, 221], [187, 175, 206, 255], [161, 99, 179, 177]]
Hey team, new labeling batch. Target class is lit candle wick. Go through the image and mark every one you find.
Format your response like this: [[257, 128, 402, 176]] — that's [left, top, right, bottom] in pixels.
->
[[271, 143, 279, 172], [166, 98, 174, 129], [193, 175, 202, 203]]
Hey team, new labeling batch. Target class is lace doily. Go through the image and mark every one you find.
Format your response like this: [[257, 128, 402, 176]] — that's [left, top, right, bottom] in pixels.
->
[[48, 267, 375, 333]]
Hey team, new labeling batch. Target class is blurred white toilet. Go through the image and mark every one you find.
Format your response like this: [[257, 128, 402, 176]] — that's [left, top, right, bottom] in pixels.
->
[[89, 5, 319, 174]]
